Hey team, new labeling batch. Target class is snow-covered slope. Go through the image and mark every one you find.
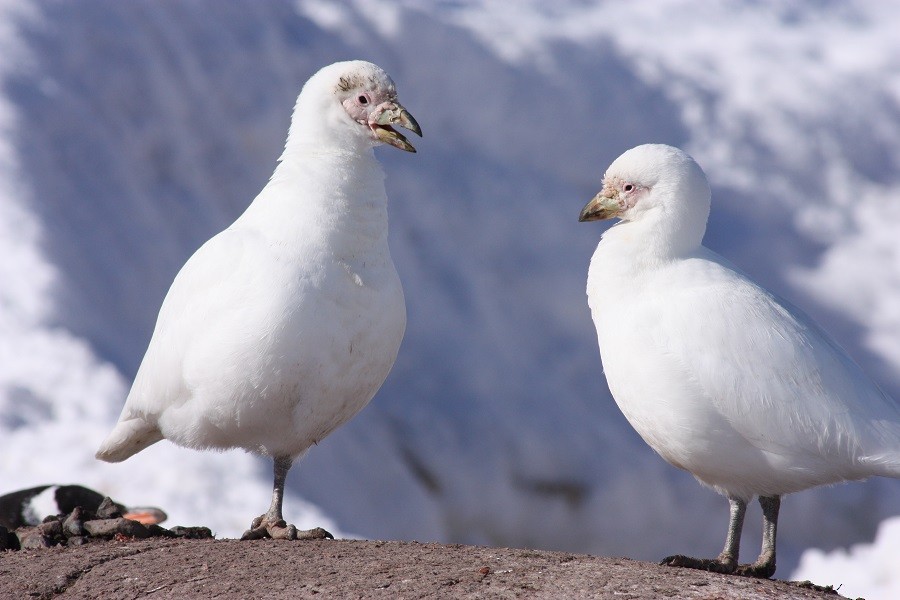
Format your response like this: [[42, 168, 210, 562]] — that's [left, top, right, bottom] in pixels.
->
[[0, 0, 897, 589], [794, 516, 900, 600]]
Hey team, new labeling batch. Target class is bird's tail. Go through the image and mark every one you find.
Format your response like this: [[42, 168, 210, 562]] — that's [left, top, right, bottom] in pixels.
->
[[859, 453, 900, 479], [95, 418, 163, 463]]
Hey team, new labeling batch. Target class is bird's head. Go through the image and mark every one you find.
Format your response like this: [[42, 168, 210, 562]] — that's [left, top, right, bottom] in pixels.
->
[[288, 60, 422, 154], [579, 144, 711, 252]]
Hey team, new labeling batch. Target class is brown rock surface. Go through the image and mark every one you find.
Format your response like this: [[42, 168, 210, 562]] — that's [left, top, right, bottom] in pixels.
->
[[0, 538, 845, 599]]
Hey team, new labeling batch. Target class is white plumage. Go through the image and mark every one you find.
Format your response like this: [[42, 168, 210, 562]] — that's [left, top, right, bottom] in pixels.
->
[[580, 144, 900, 576], [97, 60, 421, 540]]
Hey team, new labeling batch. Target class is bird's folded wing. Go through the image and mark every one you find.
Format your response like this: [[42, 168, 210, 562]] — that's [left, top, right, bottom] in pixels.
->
[[646, 257, 900, 464], [122, 227, 272, 416]]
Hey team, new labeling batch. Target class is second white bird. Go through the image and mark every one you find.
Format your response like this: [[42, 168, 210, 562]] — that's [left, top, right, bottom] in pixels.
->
[[580, 144, 900, 577]]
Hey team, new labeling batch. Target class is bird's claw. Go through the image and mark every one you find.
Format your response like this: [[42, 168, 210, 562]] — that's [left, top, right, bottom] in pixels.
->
[[734, 561, 776, 579], [661, 552, 772, 578], [240, 526, 268, 541], [661, 554, 736, 574], [295, 527, 333, 540], [240, 517, 333, 541]]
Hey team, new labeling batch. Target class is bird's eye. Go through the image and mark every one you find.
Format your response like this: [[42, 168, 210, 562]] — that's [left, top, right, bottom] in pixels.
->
[[358, 95, 369, 105], [623, 184, 635, 192]]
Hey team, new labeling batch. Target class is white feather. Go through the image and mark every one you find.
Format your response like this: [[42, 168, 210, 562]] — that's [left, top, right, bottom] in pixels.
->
[[25, 486, 60, 525], [97, 61, 407, 464], [586, 144, 900, 502]]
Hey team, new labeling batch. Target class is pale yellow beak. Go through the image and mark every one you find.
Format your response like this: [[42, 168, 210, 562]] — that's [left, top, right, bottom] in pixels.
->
[[370, 101, 422, 152], [579, 190, 620, 222]]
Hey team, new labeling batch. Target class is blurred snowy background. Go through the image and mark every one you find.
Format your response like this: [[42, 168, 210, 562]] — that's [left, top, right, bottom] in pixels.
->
[[0, 0, 898, 597]]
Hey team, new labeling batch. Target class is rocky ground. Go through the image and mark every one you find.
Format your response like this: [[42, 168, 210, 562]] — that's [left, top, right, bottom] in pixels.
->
[[0, 500, 851, 599], [0, 536, 851, 600]]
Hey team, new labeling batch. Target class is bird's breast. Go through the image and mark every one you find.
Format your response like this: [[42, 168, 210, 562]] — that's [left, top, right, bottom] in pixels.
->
[[155, 236, 406, 456]]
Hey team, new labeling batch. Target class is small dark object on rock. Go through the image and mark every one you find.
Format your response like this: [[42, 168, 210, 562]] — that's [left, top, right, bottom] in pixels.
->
[[148, 523, 175, 538], [63, 507, 85, 537], [95, 496, 123, 519], [84, 518, 150, 539], [67, 535, 88, 546], [793, 580, 839, 595], [119, 519, 153, 538], [37, 518, 63, 539], [169, 526, 214, 539], [12, 518, 69, 550], [479, 566, 491, 575], [16, 527, 54, 550], [82, 518, 123, 538]]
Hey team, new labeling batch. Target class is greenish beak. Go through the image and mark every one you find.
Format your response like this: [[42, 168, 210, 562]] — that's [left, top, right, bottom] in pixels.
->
[[578, 191, 620, 222], [370, 101, 422, 153]]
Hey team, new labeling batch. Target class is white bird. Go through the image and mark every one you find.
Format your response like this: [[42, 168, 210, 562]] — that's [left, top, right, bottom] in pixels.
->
[[580, 144, 900, 577], [97, 60, 420, 541]]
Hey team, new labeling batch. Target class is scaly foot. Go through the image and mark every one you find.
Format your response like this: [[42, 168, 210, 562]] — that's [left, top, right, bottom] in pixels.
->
[[660, 554, 737, 574], [240, 515, 333, 541], [735, 558, 775, 578]]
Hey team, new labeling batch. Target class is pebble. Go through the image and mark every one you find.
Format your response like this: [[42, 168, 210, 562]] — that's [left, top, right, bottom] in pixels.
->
[[84, 518, 150, 539], [63, 507, 85, 537]]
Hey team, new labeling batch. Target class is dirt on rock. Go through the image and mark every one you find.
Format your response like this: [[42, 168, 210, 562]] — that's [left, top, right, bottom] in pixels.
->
[[0, 537, 849, 600]]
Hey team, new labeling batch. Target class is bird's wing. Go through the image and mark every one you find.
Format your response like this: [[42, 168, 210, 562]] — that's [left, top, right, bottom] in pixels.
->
[[120, 226, 274, 418], [647, 251, 900, 468]]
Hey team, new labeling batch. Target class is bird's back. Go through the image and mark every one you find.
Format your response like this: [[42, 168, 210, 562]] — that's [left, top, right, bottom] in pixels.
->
[[588, 242, 900, 497]]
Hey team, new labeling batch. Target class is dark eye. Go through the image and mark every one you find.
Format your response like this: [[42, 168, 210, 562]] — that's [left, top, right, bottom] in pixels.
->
[[358, 95, 369, 105], [623, 184, 634, 192]]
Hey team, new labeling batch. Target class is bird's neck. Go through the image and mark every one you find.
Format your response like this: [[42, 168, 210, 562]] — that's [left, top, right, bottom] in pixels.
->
[[596, 211, 704, 271], [596, 183, 710, 271], [236, 150, 390, 255], [281, 94, 376, 157]]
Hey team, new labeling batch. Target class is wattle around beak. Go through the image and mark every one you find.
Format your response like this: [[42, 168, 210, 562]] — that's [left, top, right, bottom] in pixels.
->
[[579, 191, 620, 222], [370, 101, 422, 153]]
